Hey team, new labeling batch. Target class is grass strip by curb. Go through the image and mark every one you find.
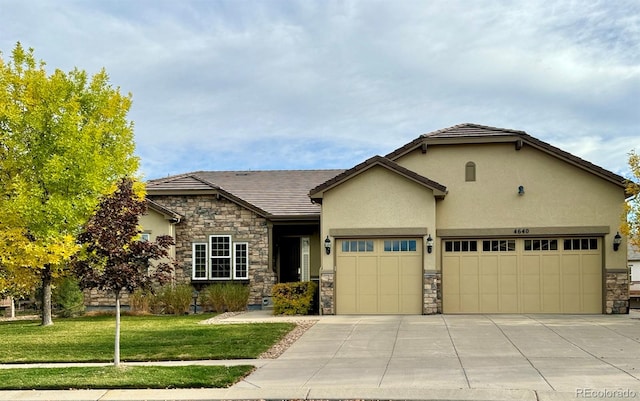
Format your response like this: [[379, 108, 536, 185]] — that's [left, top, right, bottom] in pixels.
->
[[0, 365, 254, 390]]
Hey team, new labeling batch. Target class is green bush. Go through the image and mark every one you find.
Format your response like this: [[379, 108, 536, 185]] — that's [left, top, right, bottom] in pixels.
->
[[271, 281, 317, 315], [52, 277, 85, 317], [199, 285, 225, 312], [129, 289, 154, 314], [223, 283, 250, 312], [158, 284, 194, 315], [199, 283, 250, 312]]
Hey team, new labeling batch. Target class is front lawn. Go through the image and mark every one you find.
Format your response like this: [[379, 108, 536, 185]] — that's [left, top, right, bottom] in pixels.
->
[[0, 365, 254, 389], [0, 314, 295, 363]]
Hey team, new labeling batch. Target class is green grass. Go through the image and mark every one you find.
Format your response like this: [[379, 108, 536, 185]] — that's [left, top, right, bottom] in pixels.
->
[[0, 314, 295, 363], [0, 365, 254, 389]]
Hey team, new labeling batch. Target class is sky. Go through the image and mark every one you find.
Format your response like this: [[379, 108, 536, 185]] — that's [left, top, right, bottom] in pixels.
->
[[1, 0, 639, 180]]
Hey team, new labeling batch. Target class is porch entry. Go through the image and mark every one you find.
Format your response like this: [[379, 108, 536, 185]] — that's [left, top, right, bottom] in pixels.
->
[[279, 236, 310, 283]]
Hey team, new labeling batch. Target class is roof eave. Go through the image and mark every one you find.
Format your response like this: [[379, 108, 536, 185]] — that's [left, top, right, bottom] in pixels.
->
[[146, 199, 183, 222]]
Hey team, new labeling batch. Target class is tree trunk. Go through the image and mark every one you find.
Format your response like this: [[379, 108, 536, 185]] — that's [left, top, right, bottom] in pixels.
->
[[41, 265, 53, 326], [9, 298, 15, 318], [114, 290, 121, 367]]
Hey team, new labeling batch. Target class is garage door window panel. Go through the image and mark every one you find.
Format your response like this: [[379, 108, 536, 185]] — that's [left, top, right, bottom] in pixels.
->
[[342, 240, 374, 252], [525, 239, 558, 251], [445, 240, 478, 252], [384, 239, 417, 252], [564, 238, 598, 251], [483, 240, 515, 252]]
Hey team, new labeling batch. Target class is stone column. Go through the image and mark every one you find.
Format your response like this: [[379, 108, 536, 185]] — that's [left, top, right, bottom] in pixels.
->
[[606, 270, 629, 314], [423, 271, 442, 314], [320, 271, 335, 315]]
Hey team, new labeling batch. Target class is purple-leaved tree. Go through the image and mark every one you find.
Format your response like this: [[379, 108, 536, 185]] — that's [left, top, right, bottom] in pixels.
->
[[73, 178, 174, 367]]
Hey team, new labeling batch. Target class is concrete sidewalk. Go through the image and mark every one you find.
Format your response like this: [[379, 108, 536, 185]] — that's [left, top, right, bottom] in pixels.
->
[[1, 312, 640, 400]]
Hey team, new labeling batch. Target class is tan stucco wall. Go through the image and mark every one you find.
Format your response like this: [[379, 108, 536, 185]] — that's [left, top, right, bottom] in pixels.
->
[[310, 231, 321, 279], [139, 209, 176, 259], [397, 142, 627, 271], [320, 165, 437, 272]]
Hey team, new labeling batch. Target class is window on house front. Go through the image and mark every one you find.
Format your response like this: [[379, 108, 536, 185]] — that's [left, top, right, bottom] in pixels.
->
[[140, 233, 151, 242], [234, 242, 248, 279], [193, 243, 208, 279], [192, 235, 249, 280], [465, 162, 476, 182]]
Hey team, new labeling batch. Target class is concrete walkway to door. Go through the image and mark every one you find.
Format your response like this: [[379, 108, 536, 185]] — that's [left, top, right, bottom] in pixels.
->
[[236, 313, 640, 399]]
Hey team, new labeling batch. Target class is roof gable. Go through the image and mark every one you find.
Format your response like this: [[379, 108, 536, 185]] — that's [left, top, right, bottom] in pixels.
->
[[309, 155, 447, 201], [146, 199, 182, 222], [386, 123, 626, 188]]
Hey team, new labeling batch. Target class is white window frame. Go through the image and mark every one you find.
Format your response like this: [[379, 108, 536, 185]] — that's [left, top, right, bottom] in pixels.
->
[[192, 243, 208, 280], [233, 242, 249, 280], [192, 236, 250, 281], [209, 235, 232, 280]]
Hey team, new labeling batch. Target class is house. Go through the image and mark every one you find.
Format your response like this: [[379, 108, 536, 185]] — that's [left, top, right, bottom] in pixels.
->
[[141, 123, 629, 315], [82, 200, 183, 309]]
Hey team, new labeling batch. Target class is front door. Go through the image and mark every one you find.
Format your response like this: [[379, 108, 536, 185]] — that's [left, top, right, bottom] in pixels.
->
[[279, 237, 310, 283]]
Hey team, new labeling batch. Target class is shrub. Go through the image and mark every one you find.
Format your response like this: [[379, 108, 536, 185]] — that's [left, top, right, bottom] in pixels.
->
[[199, 283, 250, 312], [223, 283, 250, 312], [271, 281, 317, 315], [199, 285, 225, 312], [52, 277, 85, 317], [158, 284, 194, 315], [129, 288, 155, 314]]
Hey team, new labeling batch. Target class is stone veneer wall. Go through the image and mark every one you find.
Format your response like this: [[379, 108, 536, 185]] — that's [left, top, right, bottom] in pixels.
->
[[84, 289, 130, 308], [320, 271, 335, 315], [606, 270, 629, 314], [150, 195, 275, 307], [423, 271, 442, 314]]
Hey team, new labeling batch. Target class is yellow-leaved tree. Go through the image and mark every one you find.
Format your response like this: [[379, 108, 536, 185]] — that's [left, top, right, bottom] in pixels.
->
[[0, 42, 139, 325], [622, 150, 640, 248]]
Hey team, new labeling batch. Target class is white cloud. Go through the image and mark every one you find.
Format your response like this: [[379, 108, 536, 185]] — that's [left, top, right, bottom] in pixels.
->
[[1, 0, 638, 179]]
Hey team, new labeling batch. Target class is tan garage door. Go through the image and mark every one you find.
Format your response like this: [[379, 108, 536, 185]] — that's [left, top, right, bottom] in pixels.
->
[[336, 238, 423, 314], [443, 238, 602, 313]]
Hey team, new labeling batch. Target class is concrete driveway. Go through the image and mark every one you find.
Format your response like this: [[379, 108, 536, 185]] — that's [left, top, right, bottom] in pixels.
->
[[237, 314, 640, 395]]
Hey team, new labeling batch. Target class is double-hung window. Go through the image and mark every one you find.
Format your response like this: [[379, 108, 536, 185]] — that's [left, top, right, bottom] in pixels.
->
[[192, 235, 249, 280]]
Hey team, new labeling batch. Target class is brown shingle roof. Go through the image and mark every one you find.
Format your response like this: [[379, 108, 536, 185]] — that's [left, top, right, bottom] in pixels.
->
[[147, 170, 344, 218], [309, 155, 447, 200], [386, 123, 626, 188]]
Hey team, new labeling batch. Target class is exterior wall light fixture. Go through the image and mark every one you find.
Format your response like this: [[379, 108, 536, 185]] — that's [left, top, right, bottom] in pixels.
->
[[324, 236, 332, 255], [518, 185, 525, 196], [613, 232, 622, 252], [426, 234, 434, 254]]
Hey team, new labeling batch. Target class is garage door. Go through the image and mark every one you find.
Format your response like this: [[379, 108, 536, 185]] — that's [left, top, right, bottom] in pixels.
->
[[336, 238, 422, 314], [443, 237, 602, 313]]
